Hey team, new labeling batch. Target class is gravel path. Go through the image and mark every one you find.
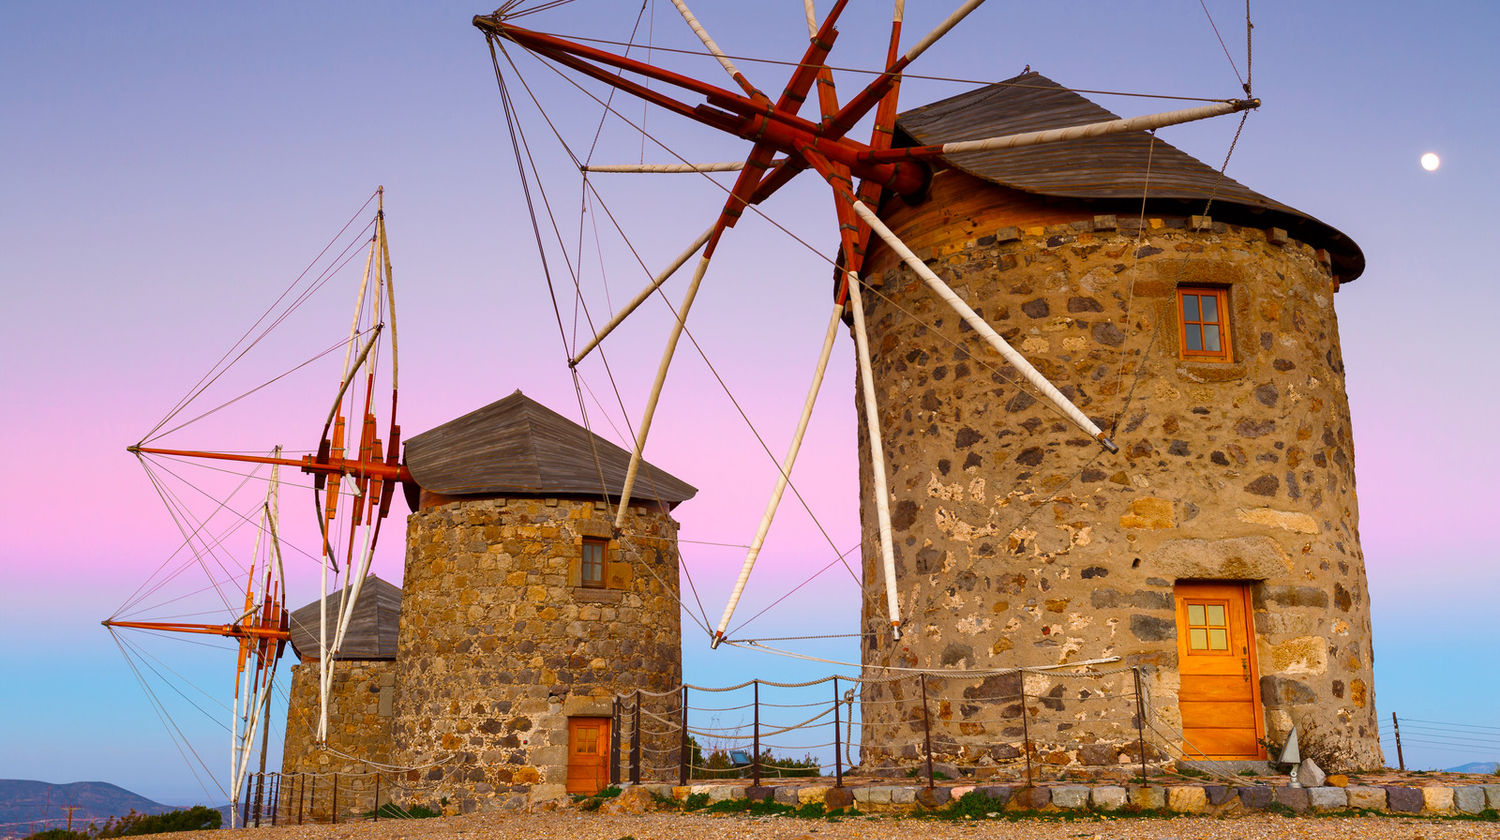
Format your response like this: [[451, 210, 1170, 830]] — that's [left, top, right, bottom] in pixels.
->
[[156, 811, 1495, 840]]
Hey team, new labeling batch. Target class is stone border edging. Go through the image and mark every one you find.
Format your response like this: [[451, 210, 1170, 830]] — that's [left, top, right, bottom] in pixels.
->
[[626, 780, 1500, 817]]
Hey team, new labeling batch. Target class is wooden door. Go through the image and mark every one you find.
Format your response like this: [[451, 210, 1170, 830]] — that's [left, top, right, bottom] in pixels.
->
[[566, 716, 611, 794], [1174, 582, 1265, 759]]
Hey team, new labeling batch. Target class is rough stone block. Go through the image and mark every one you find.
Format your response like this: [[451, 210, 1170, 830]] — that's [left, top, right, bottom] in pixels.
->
[[1008, 786, 1051, 810], [1453, 786, 1485, 814], [1383, 786, 1423, 813], [1167, 785, 1207, 813], [1482, 784, 1500, 809], [796, 785, 830, 804], [995, 226, 1021, 243], [1238, 786, 1273, 810], [930, 762, 962, 781], [745, 785, 774, 802], [773, 786, 799, 805], [1344, 785, 1385, 810], [916, 787, 950, 808], [1325, 774, 1348, 787], [1272, 786, 1310, 813], [1203, 785, 1234, 806], [864, 785, 895, 804], [948, 785, 975, 800], [1091, 786, 1127, 810], [1297, 758, 1326, 788], [1051, 785, 1090, 809], [709, 785, 745, 802], [977, 785, 1013, 806], [1420, 786, 1455, 813], [1307, 787, 1347, 811], [1128, 785, 1166, 810], [891, 787, 918, 804], [824, 787, 854, 809]]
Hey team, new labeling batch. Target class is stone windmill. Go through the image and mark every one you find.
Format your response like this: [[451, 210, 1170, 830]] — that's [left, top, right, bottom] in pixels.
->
[[473, 0, 1379, 778], [852, 72, 1377, 772]]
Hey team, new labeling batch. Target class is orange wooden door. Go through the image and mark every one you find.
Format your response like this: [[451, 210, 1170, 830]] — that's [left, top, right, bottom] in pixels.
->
[[566, 716, 610, 794], [1174, 582, 1265, 759]]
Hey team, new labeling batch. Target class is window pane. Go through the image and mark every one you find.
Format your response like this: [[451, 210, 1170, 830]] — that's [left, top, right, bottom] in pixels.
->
[[1203, 325, 1221, 352], [1182, 294, 1200, 322], [1185, 327, 1203, 351], [1187, 604, 1205, 625], [1208, 628, 1229, 650], [1189, 628, 1208, 650], [582, 541, 604, 586], [1206, 604, 1226, 626], [1202, 294, 1218, 322]]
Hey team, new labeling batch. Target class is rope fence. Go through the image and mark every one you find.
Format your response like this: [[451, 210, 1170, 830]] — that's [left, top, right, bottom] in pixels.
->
[[606, 665, 1237, 790]]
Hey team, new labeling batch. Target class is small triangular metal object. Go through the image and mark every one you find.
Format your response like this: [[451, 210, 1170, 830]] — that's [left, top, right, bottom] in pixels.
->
[[1280, 726, 1301, 765], [1281, 726, 1302, 786]]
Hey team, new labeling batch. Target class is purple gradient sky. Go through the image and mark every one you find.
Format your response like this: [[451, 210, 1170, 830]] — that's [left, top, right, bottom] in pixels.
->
[[3, 1, 1498, 803]]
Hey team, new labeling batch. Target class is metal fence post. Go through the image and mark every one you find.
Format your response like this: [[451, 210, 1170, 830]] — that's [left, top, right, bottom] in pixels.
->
[[300, 775, 308, 825], [832, 676, 843, 787], [1020, 667, 1033, 787], [919, 673, 934, 789], [1134, 666, 1148, 781], [752, 680, 762, 787], [253, 772, 265, 826], [610, 696, 621, 785], [374, 772, 381, 820], [1392, 712, 1405, 772], [241, 777, 252, 829], [269, 774, 279, 826], [630, 689, 642, 784], [679, 686, 690, 786], [331, 772, 339, 824]]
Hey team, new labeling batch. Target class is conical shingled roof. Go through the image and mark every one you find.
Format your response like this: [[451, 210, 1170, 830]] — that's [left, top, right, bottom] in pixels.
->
[[289, 575, 400, 661], [894, 72, 1363, 281], [403, 390, 697, 506]]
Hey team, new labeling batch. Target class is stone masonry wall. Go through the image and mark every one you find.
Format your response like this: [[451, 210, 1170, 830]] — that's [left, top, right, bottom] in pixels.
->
[[278, 659, 396, 821], [392, 496, 683, 812], [853, 173, 1381, 772]]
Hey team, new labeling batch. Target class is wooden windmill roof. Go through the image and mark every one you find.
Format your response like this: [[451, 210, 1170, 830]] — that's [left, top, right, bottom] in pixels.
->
[[289, 575, 401, 661], [894, 72, 1364, 281], [403, 390, 698, 507]]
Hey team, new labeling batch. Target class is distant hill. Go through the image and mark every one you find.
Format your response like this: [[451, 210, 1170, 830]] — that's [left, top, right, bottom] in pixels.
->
[[1445, 760, 1500, 774], [0, 780, 172, 837]]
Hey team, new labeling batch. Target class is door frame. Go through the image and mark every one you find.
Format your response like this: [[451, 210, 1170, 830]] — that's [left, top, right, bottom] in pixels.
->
[[1173, 580, 1266, 760]]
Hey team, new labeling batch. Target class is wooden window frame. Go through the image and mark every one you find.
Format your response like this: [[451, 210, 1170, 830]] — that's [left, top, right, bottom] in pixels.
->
[[581, 537, 606, 589], [1177, 286, 1232, 362]]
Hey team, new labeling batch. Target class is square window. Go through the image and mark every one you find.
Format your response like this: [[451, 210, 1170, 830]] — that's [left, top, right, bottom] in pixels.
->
[[1177, 287, 1232, 362], [581, 538, 606, 588]]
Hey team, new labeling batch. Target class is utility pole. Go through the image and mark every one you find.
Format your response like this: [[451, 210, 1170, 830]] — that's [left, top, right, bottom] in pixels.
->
[[61, 805, 82, 832]]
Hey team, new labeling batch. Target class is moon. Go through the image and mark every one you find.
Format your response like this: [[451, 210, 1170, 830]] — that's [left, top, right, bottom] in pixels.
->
[[1421, 152, 1441, 172]]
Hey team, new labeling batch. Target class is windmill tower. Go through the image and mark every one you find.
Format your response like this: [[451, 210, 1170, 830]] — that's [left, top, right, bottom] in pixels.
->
[[853, 73, 1379, 772], [279, 576, 402, 820], [390, 391, 695, 811]]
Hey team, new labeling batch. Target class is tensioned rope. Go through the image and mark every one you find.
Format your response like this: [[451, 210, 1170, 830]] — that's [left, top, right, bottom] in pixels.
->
[[495, 36, 862, 589], [522, 32, 1244, 104], [483, 110, 699, 655], [141, 205, 377, 444], [491, 36, 863, 637], [107, 628, 226, 802], [128, 455, 260, 615], [111, 484, 262, 620]]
